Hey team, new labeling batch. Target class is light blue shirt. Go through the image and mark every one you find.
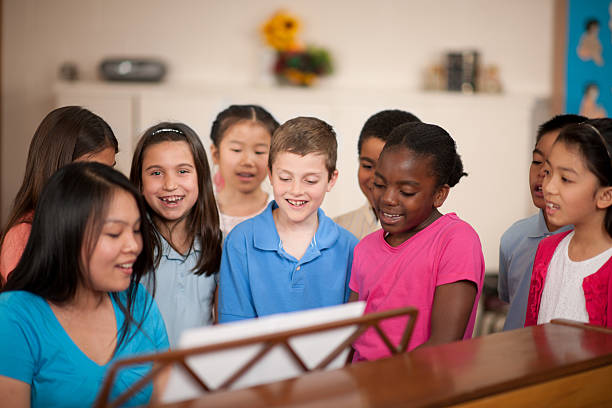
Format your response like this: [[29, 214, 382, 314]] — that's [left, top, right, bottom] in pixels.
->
[[0, 284, 168, 407], [144, 235, 217, 347], [218, 201, 358, 323], [498, 210, 572, 330]]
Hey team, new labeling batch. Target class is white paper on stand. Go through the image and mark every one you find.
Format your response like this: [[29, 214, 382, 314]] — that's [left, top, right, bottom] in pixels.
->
[[161, 301, 366, 403]]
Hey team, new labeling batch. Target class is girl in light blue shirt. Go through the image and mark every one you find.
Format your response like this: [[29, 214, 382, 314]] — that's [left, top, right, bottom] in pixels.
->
[[131, 123, 223, 347], [0, 162, 169, 407]]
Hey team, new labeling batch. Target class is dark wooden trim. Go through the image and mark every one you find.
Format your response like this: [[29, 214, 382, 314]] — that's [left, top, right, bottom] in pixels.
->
[[551, 318, 612, 334]]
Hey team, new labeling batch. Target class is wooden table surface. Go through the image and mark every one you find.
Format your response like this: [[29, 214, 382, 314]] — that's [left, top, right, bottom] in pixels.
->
[[157, 321, 612, 408]]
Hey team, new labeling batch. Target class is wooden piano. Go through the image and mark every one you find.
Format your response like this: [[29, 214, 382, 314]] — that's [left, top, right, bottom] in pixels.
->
[[155, 320, 612, 407]]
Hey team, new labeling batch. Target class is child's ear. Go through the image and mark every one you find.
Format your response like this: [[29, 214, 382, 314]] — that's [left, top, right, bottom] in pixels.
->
[[326, 170, 339, 192], [210, 144, 219, 165], [596, 186, 612, 209], [433, 184, 450, 208]]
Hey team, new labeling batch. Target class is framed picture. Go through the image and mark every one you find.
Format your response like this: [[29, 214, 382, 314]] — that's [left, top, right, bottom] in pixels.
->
[[554, 0, 612, 117]]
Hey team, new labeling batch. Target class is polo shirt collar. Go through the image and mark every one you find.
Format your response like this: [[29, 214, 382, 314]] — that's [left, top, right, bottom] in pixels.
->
[[528, 210, 572, 238], [253, 200, 339, 251]]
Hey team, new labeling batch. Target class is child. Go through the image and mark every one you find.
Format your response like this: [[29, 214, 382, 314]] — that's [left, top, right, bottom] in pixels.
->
[[577, 19, 603, 66], [0, 162, 168, 407], [335, 109, 421, 239], [218, 117, 358, 322], [0, 106, 118, 283], [499, 114, 585, 330], [210, 105, 280, 235], [349, 122, 484, 361], [525, 119, 612, 327], [130, 123, 222, 347]]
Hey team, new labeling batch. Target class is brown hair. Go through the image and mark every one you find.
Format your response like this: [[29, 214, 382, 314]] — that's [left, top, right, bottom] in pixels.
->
[[2, 106, 118, 254], [268, 117, 337, 180], [130, 122, 222, 276]]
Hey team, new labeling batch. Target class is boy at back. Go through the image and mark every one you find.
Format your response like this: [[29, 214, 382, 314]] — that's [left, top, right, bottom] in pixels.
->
[[218, 117, 358, 322], [499, 114, 585, 330], [335, 110, 420, 239]]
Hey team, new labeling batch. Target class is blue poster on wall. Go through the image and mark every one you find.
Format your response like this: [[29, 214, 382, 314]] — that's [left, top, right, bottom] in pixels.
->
[[566, 0, 612, 117]]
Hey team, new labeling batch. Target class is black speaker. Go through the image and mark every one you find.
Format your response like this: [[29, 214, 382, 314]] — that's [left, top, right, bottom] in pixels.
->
[[99, 58, 166, 82]]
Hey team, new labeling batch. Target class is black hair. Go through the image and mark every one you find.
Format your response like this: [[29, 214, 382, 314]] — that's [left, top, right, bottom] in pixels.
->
[[131, 122, 222, 277], [586, 18, 600, 31], [556, 119, 612, 236], [536, 114, 587, 143], [383, 122, 467, 187], [210, 105, 279, 146], [2, 162, 154, 347], [357, 109, 421, 155]]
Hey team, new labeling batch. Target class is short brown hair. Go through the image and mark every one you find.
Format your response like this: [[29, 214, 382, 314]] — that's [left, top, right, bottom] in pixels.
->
[[268, 117, 337, 179]]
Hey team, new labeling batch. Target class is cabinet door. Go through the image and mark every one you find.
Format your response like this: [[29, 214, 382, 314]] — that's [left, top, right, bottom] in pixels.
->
[[55, 93, 135, 175]]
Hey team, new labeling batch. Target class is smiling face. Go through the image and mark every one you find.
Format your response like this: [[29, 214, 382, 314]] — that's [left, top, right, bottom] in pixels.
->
[[530, 130, 560, 209], [372, 147, 448, 246], [358, 137, 386, 207], [85, 189, 142, 292], [542, 141, 609, 229], [141, 140, 199, 229], [211, 121, 271, 194], [270, 152, 338, 227]]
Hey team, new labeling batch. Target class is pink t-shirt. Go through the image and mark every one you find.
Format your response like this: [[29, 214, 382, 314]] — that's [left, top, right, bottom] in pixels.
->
[[0, 215, 33, 282], [349, 213, 484, 361]]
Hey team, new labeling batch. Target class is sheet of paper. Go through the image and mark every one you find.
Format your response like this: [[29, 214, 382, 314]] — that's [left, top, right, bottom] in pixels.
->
[[162, 301, 366, 403]]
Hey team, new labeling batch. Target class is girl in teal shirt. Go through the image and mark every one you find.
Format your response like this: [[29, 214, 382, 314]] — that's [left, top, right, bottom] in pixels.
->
[[0, 162, 169, 407]]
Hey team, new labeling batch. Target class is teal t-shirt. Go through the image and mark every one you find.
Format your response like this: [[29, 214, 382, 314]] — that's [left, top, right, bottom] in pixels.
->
[[0, 284, 169, 407]]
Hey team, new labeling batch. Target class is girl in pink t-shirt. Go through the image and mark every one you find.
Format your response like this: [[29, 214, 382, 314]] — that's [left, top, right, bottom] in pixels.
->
[[349, 122, 485, 361]]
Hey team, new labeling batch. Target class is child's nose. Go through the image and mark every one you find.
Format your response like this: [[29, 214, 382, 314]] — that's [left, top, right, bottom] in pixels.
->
[[381, 188, 398, 205], [290, 179, 302, 195], [542, 176, 555, 196], [240, 150, 255, 165], [163, 174, 177, 190], [537, 165, 547, 180]]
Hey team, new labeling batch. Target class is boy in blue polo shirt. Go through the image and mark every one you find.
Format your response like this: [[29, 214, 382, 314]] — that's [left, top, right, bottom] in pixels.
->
[[218, 117, 358, 322], [498, 114, 584, 330]]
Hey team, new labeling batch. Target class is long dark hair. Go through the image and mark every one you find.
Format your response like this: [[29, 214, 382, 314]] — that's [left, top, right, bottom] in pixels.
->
[[2, 162, 153, 347], [2, 106, 118, 249], [130, 122, 222, 276], [556, 119, 612, 236]]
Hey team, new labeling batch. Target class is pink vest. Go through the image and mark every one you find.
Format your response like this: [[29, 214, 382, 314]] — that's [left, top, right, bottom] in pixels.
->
[[525, 230, 612, 328]]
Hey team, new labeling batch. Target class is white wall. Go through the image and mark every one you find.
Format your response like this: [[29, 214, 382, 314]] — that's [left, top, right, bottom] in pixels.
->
[[2, 0, 555, 268]]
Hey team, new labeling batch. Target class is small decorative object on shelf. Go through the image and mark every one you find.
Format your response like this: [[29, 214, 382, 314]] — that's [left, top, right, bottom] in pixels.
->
[[478, 64, 503, 94], [447, 51, 479, 93], [423, 51, 502, 94], [261, 10, 333, 87], [99, 58, 166, 82], [59, 62, 79, 81]]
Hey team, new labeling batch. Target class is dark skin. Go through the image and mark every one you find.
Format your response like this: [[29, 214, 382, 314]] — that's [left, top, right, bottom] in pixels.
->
[[350, 147, 477, 349]]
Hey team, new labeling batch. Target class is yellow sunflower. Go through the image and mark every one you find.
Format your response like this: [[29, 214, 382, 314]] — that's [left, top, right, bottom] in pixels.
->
[[261, 11, 301, 51]]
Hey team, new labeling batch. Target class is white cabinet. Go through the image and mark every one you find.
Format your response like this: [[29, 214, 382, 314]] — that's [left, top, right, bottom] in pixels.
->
[[55, 81, 544, 270]]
